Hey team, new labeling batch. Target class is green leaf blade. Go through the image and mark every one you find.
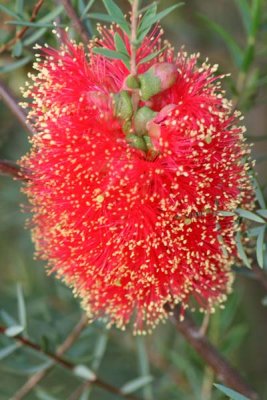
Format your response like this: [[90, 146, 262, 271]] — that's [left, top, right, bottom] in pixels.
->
[[236, 208, 265, 223], [0, 55, 32, 73], [214, 383, 250, 400], [235, 231, 251, 268], [256, 226, 265, 268], [114, 32, 129, 57], [102, 0, 130, 34], [121, 376, 154, 395], [198, 14, 244, 68]]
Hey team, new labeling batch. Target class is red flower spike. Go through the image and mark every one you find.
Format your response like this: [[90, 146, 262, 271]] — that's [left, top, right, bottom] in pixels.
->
[[20, 27, 254, 334]]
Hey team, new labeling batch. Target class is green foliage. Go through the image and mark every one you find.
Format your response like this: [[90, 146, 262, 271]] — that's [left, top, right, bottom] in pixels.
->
[[91, 0, 184, 68], [214, 384, 249, 400]]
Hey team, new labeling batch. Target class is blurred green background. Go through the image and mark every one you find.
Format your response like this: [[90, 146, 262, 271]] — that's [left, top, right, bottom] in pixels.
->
[[0, 1, 267, 399]]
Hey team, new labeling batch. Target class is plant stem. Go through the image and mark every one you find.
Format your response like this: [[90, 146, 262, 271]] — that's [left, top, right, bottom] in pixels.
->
[[130, 0, 139, 76], [0, 0, 44, 54], [11, 314, 88, 400], [166, 305, 259, 400], [57, 0, 90, 43], [130, 0, 140, 113], [0, 323, 139, 400], [0, 80, 34, 135], [0, 160, 27, 180]]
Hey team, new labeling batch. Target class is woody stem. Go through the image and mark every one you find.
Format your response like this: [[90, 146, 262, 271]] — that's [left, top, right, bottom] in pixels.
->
[[130, 0, 139, 77], [130, 0, 140, 112], [166, 305, 259, 400]]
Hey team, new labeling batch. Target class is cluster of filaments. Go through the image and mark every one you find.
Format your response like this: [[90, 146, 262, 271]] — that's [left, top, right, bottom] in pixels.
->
[[111, 62, 179, 158], [19, 32, 254, 334]]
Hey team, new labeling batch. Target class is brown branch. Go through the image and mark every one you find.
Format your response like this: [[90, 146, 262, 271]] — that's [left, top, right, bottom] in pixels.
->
[[0, 160, 27, 180], [130, 0, 139, 77], [57, 0, 90, 43], [0, 80, 34, 135], [252, 263, 267, 292], [11, 314, 88, 400], [0, 0, 44, 54], [166, 305, 259, 400], [0, 324, 139, 400]]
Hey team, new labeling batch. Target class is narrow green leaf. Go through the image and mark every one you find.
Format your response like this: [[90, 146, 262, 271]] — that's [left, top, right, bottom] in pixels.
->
[[234, 0, 251, 33], [140, 3, 183, 33], [247, 226, 263, 237], [121, 376, 154, 395], [73, 365, 96, 381], [38, 5, 64, 24], [91, 332, 108, 370], [137, 45, 167, 65], [16, 284, 27, 330], [256, 209, 267, 218], [0, 343, 21, 360], [114, 32, 129, 56], [22, 27, 47, 46], [6, 21, 63, 28], [87, 12, 119, 23], [5, 325, 24, 337], [0, 310, 18, 327], [136, 337, 153, 400], [242, 44, 254, 72], [80, 388, 91, 400], [12, 40, 23, 57], [35, 389, 60, 400], [16, 0, 24, 17], [80, 0, 96, 18], [236, 208, 265, 223], [256, 226, 265, 268], [251, 0, 261, 37], [0, 55, 32, 73], [93, 47, 129, 68], [217, 211, 236, 217], [198, 15, 243, 67], [214, 383, 249, 400], [235, 231, 251, 268], [262, 296, 267, 306], [0, 4, 22, 19], [11, 361, 53, 375], [253, 176, 266, 208], [102, 0, 130, 34], [137, 2, 158, 43]]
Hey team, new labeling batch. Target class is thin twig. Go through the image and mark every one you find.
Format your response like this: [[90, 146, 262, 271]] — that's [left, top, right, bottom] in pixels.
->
[[0, 324, 139, 400], [130, 0, 139, 76], [130, 0, 140, 112], [0, 0, 44, 54], [0, 160, 26, 180], [166, 305, 259, 400], [68, 381, 91, 400], [12, 314, 88, 400], [252, 263, 267, 292], [0, 80, 34, 135], [57, 0, 90, 43]]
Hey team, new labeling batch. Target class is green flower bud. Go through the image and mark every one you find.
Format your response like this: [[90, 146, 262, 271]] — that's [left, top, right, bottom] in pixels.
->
[[113, 91, 133, 120], [126, 134, 147, 151], [139, 63, 178, 101], [125, 74, 140, 89], [134, 106, 157, 136], [143, 135, 160, 159], [122, 120, 132, 134]]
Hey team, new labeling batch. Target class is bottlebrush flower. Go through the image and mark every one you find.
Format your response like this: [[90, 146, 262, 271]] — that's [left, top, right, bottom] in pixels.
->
[[20, 23, 254, 333]]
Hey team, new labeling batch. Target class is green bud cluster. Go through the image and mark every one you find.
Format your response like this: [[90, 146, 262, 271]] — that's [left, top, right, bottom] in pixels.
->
[[111, 62, 178, 154]]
